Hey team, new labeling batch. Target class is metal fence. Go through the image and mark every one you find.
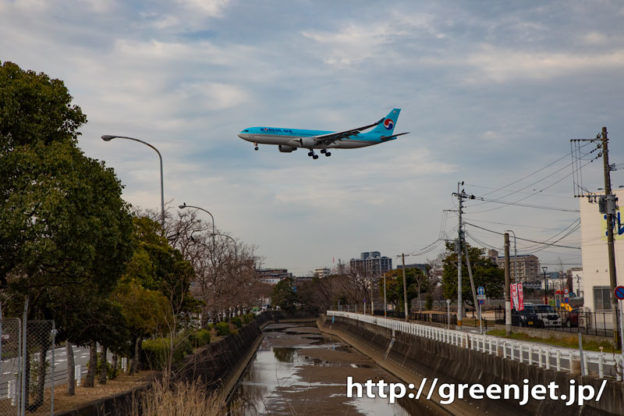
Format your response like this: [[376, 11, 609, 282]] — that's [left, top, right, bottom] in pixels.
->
[[328, 310, 624, 380], [493, 307, 616, 337], [0, 318, 56, 416]]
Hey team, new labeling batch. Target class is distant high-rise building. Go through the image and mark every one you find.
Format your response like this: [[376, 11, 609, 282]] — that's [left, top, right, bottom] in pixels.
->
[[495, 254, 540, 281], [350, 251, 392, 276], [256, 268, 291, 285]]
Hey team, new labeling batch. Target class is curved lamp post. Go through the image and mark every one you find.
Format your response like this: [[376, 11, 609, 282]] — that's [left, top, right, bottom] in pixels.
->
[[178, 203, 216, 250], [102, 135, 165, 228], [212, 233, 237, 258]]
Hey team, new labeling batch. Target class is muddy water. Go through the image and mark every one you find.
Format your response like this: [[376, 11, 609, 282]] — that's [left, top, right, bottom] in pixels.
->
[[228, 323, 438, 415]]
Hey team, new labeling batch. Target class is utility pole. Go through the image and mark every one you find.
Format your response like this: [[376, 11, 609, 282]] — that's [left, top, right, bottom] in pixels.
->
[[504, 233, 511, 336], [457, 183, 463, 328], [601, 127, 620, 349], [402, 253, 408, 321], [452, 182, 475, 329]]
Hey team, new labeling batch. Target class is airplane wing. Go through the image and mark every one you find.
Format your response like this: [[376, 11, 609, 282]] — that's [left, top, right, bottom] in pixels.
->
[[311, 117, 384, 146]]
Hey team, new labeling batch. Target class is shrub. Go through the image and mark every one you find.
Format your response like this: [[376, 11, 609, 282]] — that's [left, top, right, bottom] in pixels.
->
[[231, 316, 242, 328], [142, 336, 192, 370], [215, 322, 230, 336], [189, 329, 211, 347], [242, 313, 255, 324]]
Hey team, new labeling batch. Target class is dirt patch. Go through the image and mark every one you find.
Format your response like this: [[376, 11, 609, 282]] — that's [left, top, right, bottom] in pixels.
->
[[51, 371, 158, 414]]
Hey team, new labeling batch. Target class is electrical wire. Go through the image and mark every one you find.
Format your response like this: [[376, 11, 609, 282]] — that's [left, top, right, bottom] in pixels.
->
[[464, 222, 581, 250]]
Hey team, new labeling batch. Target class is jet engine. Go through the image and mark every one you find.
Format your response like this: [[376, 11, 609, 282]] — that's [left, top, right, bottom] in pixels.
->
[[278, 145, 297, 153]]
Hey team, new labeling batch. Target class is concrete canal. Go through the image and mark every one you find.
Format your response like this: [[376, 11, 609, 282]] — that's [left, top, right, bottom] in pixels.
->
[[227, 322, 441, 415]]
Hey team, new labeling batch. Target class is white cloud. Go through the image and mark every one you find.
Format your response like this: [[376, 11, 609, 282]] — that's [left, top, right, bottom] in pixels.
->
[[464, 45, 624, 83], [176, 0, 230, 17], [301, 11, 442, 67]]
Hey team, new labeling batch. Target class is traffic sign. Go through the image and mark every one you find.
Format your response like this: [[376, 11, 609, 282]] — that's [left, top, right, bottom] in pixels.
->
[[615, 285, 624, 300]]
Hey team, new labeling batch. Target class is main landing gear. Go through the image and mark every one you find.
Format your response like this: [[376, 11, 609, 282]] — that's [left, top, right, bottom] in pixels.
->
[[308, 149, 331, 159]]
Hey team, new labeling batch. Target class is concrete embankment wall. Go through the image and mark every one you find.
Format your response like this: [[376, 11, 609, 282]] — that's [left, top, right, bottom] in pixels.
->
[[321, 316, 624, 416], [55, 312, 280, 416]]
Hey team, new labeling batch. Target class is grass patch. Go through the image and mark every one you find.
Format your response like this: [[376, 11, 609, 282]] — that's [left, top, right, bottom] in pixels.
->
[[486, 329, 619, 353]]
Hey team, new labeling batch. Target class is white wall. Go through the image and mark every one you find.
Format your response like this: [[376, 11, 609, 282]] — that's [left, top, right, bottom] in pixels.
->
[[580, 189, 624, 311]]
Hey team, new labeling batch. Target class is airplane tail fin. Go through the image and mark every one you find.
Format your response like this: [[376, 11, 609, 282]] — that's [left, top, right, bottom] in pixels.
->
[[371, 108, 401, 135]]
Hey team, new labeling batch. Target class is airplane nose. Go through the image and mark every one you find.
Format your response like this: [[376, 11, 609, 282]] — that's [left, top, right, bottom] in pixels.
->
[[238, 133, 247, 140]]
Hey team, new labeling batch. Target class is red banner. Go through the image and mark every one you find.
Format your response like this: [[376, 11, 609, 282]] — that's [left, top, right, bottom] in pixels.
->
[[517, 282, 524, 311], [510, 283, 518, 310]]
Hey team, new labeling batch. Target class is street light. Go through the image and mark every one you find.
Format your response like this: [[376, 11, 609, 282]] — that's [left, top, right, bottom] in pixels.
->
[[101, 135, 165, 228], [212, 233, 237, 258], [178, 203, 216, 242], [542, 266, 548, 305]]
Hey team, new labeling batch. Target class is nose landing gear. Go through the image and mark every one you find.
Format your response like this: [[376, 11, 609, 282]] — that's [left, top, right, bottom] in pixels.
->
[[254, 142, 258, 151]]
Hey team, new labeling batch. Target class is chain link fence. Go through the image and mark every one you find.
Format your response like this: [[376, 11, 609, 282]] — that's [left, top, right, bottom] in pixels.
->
[[0, 318, 56, 416]]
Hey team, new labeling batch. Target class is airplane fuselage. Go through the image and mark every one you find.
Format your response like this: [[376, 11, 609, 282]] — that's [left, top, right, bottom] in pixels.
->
[[238, 127, 385, 149], [237, 108, 406, 158]]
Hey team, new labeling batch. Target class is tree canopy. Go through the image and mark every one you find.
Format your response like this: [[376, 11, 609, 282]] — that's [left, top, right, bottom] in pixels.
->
[[441, 242, 504, 308], [382, 267, 429, 313], [0, 62, 133, 325]]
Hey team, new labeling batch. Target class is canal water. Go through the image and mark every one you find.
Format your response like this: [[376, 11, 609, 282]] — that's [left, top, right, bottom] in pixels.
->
[[228, 322, 439, 415]]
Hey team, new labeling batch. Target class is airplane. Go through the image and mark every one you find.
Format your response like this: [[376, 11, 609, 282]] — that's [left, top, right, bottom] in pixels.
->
[[237, 108, 408, 159]]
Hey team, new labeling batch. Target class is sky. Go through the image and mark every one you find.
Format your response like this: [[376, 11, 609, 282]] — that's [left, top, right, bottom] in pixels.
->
[[2, 0, 624, 275]]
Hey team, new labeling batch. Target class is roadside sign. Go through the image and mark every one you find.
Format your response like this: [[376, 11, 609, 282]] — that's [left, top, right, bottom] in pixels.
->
[[615, 286, 624, 300], [477, 286, 486, 304], [517, 282, 524, 311]]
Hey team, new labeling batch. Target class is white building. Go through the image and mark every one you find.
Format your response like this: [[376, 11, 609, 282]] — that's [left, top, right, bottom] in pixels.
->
[[313, 268, 331, 278], [580, 189, 624, 312]]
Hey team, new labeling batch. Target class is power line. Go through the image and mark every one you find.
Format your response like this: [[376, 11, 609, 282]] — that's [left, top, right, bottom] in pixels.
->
[[469, 146, 596, 214], [475, 197, 580, 213], [464, 222, 581, 250]]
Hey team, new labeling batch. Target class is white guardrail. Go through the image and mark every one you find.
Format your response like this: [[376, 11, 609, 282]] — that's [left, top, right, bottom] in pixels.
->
[[327, 310, 623, 380]]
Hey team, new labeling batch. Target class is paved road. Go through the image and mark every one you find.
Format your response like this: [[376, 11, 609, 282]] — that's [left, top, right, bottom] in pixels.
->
[[0, 345, 92, 399]]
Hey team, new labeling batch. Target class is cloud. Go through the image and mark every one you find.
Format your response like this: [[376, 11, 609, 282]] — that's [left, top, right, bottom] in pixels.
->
[[463, 45, 624, 83], [176, 0, 230, 17], [301, 11, 443, 67], [5, 0, 624, 273]]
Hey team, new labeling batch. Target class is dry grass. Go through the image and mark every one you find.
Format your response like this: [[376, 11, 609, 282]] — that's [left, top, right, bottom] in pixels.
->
[[134, 378, 223, 416]]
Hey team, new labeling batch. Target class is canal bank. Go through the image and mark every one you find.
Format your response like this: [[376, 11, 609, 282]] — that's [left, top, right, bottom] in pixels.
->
[[321, 314, 623, 415]]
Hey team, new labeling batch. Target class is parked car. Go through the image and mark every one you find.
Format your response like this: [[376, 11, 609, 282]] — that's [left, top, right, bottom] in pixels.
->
[[511, 304, 562, 328], [531, 304, 562, 328], [511, 305, 540, 327], [563, 308, 581, 328]]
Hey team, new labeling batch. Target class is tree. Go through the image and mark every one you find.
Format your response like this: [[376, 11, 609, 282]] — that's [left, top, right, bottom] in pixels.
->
[[382, 268, 429, 313], [0, 61, 134, 401], [271, 278, 298, 312], [166, 210, 263, 322], [112, 280, 171, 373], [441, 242, 504, 309]]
